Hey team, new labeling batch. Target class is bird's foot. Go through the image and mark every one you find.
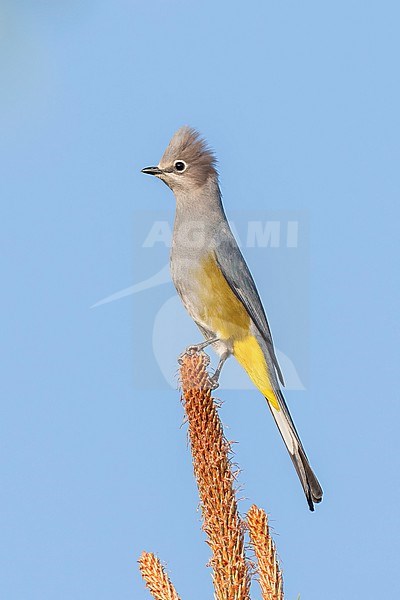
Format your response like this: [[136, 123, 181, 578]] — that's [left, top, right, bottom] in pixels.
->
[[178, 338, 219, 363], [208, 374, 220, 390], [178, 348, 210, 366], [185, 337, 219, 355], [185, 343, 205, 355]]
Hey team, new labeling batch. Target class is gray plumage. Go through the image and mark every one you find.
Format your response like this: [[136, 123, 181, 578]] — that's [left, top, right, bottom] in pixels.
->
[[142, 126, 323, 510]]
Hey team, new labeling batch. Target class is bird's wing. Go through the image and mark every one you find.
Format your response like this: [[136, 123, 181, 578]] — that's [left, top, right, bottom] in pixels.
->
[[213, 234, 285, 386]]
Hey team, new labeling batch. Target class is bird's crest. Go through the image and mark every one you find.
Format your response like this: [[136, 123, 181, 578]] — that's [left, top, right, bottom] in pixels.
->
[[160, 126, 218, 185]]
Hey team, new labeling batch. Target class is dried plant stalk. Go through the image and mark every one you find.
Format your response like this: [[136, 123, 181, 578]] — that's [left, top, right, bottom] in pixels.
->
[[247, 505, 283, 600], [139, 551, 181, 600], [180, 351, 250, 600]]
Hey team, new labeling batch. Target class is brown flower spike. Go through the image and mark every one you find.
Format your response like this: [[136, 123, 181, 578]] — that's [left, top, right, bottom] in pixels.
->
[[180, 351, 251, 600], [139, 552, 181, 600], [247, 505, 283, 600], [138, 350, 284, 600]]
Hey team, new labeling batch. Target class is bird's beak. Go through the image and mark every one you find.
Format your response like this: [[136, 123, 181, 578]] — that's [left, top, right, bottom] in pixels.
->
[[141, 166, 163, 176]]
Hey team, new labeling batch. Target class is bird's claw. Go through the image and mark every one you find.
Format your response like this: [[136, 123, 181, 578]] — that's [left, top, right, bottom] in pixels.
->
[[208, 375, 220, 390], [178, 347, 210, 366], [186, 344, 201, 355]]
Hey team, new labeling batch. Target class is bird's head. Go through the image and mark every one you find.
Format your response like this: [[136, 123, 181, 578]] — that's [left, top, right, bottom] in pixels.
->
[[141, 126, 218, 194]]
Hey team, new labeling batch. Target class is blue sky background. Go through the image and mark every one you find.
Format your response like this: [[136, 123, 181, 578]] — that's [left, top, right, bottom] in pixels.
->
[[1, 2, 399, 598]]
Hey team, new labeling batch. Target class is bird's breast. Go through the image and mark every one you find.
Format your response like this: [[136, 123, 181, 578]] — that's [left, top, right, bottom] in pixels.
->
[[171, 250, 250, 341]]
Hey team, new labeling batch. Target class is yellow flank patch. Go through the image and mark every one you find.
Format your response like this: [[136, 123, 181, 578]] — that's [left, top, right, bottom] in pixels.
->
[[233, 336, 280, 411], [197, 254, 251, 340], [196, 254, 280, 412]]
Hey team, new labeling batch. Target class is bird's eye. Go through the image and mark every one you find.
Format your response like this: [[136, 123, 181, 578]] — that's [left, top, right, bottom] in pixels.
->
[[174, 160, 187, 172]]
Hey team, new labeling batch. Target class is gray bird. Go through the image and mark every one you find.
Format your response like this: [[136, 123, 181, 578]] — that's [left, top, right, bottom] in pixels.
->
[[142, 126, 323, 510]]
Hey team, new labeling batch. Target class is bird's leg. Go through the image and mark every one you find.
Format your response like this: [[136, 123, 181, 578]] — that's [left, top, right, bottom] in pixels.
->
[[178, 337, 220, 365], [208, 351, 230, 390], [185, 337, 219, 355]]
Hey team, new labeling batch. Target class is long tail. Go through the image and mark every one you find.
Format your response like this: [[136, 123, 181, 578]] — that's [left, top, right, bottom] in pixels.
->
[[267, 390, 323, 511]]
